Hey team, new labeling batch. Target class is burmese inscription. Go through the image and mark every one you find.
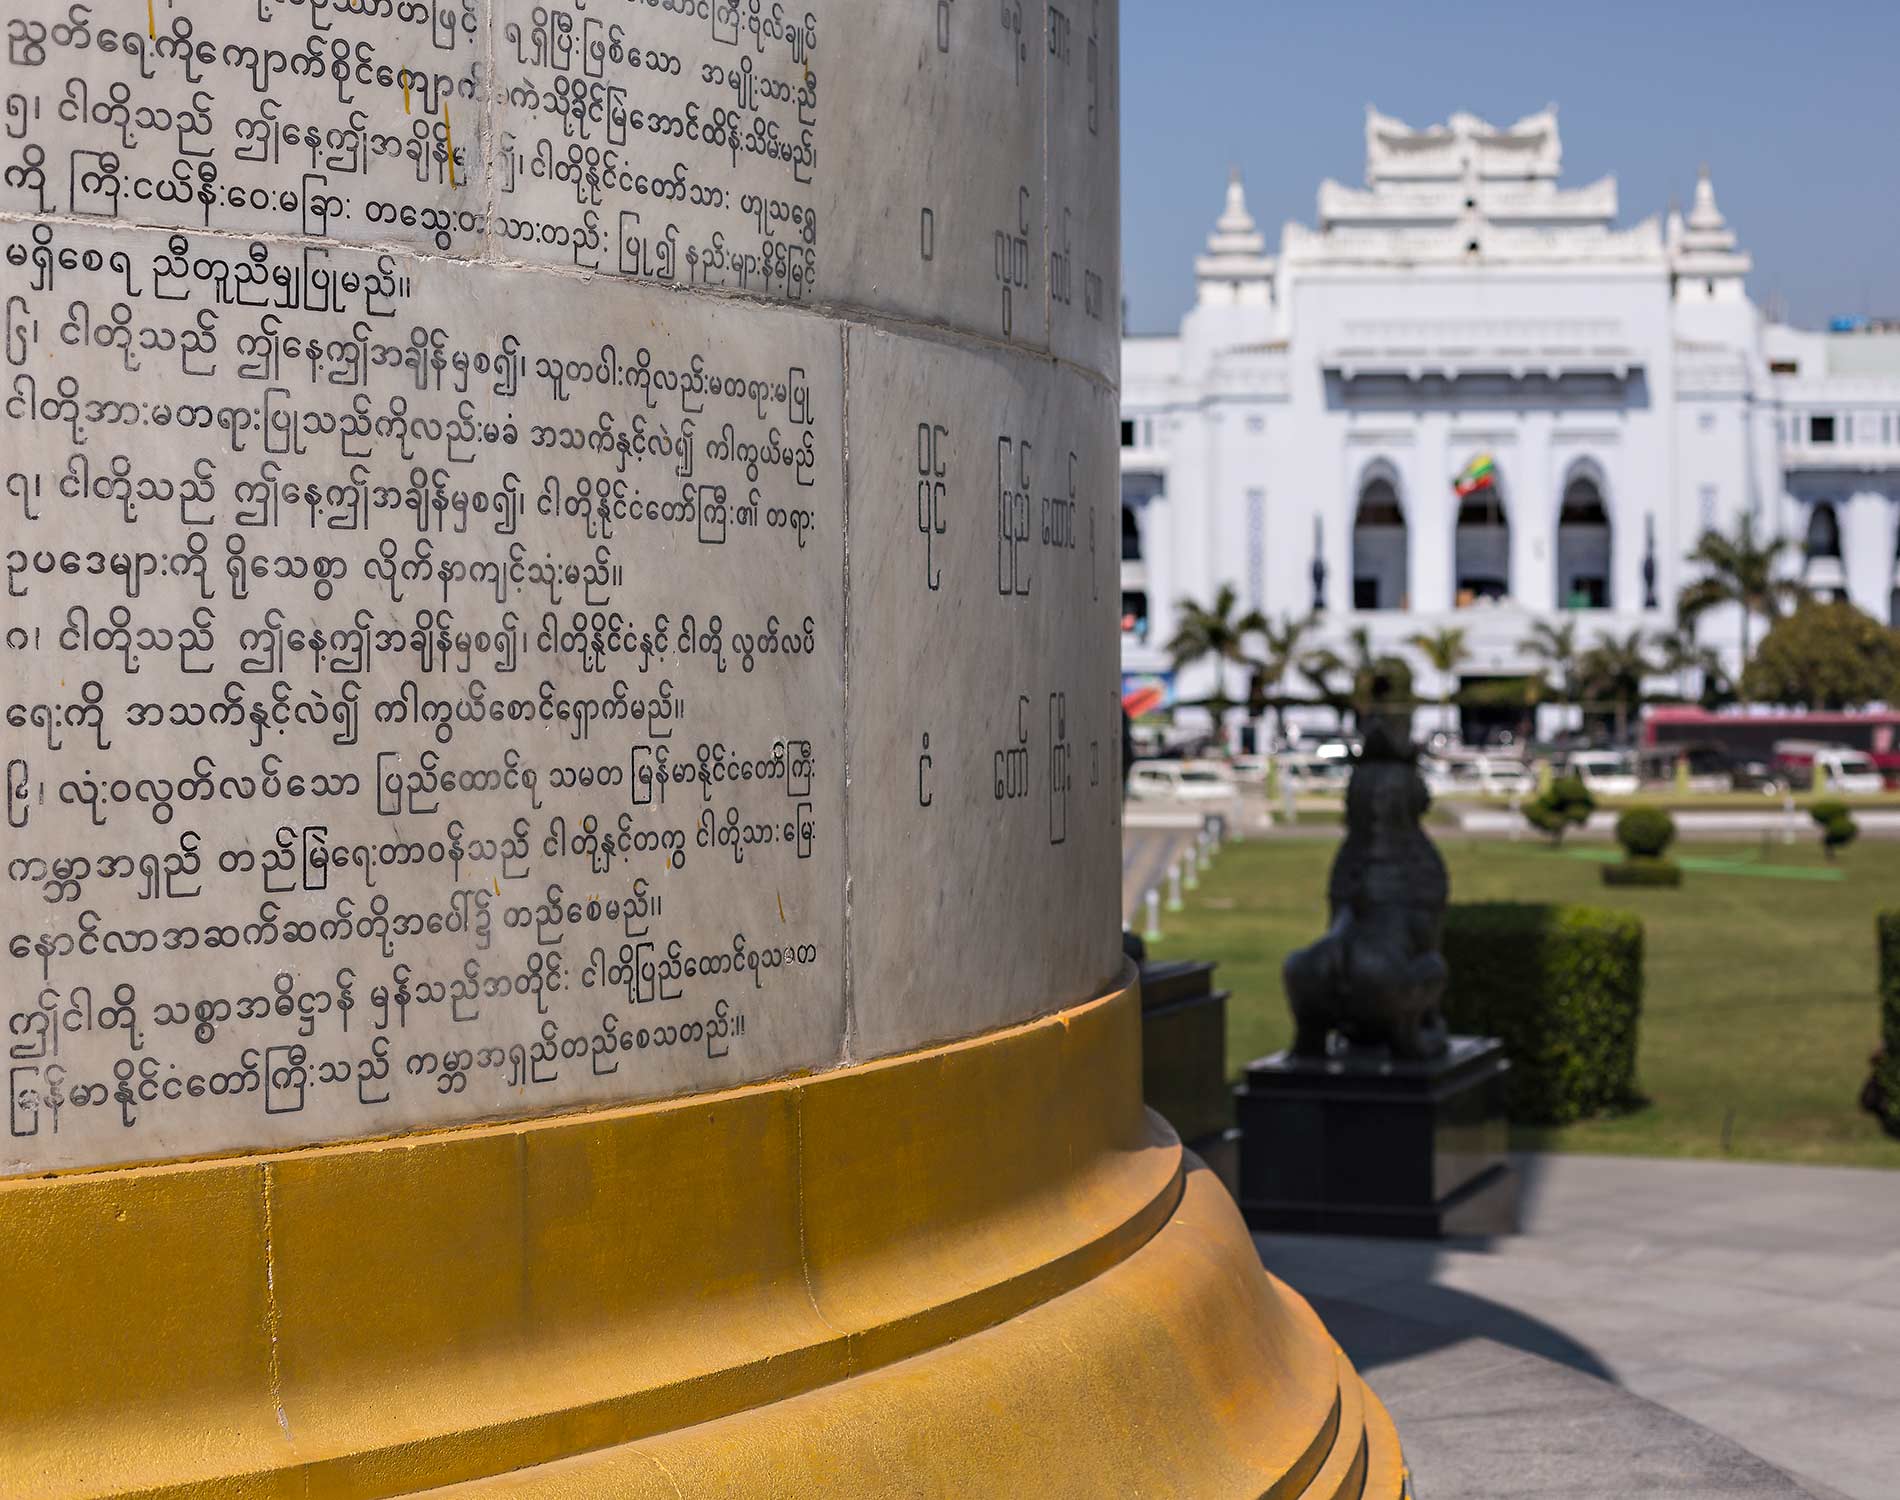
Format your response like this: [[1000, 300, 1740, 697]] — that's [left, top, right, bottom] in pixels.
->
[[2, 0, 1120, 1173]]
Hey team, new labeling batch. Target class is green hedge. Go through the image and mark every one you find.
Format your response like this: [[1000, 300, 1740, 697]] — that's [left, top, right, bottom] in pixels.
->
[[1615, 807, 1677, 859], [1603, 857, 1682, 888], [1442, 903, 1644, 1126], [1871, 913, 1900, 1138]]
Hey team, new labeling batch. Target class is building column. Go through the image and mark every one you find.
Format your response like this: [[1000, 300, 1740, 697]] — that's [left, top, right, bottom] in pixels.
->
[[1514, 417, 1555, 613], [1844, 491, 1895, 619], [1410, 417, 1454, 613]]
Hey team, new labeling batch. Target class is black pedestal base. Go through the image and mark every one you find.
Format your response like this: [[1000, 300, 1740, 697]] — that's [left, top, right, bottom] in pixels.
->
[[1139, 959, 1239, 1194], [1237, 1035, 1516, 1238]]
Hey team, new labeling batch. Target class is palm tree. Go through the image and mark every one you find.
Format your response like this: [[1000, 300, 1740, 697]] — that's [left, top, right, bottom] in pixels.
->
[[1677, 513, 1809, 702], [1650, 624, 1726, 705], [1580, 628, 1655, 744], [1300, 626, 1413, 732], [1244, 612, 1318, 742], [1405, 625, 1471, 738], [1519, 618, 1583, 717], [1166, 583, 1268, 742]]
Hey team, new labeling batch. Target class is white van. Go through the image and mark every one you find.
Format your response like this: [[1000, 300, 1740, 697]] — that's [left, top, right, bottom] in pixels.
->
[[1773, 741, 1885, 795], [1563, 750, 1640, 798], [1276, 753, 1351, 794], [1126, 760, 1237, 804]]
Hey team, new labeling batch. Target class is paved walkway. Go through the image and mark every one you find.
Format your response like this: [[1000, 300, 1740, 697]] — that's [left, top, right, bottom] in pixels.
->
[[1120, 817, 1202, 926], [1256, 1154, 1900, 1500]]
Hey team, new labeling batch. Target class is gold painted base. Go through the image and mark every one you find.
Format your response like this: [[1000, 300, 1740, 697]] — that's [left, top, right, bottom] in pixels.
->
[[2, 968, 1405, 1498]]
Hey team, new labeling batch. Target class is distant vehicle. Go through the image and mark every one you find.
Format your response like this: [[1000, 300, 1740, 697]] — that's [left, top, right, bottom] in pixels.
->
[[1772, 741, 1885, 795], [1563, 750, 1640, 798], [1633, 743, 1783, 794], [1126, 760, 1237, 804], [1228, 753, 1273, 785], [1301, 735, 1359, 763], [1645, 708, 1900, 785], [1276, 753, 1351, 794], [1422, 753, 1535, 798]]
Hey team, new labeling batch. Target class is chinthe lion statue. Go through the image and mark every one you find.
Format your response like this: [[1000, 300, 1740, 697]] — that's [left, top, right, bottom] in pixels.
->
[[1283, 721, 1450, 1061]]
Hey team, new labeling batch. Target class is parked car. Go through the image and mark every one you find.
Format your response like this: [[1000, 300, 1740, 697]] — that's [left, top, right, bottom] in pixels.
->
[[1126, 760, 1237, 804], [1276, 753, 1352, 794], [1772, 741, 1885, 795], [1634, 743, 1784, 794], [1421, 752, 1536, 798], [1562, 750, 1640, 798], [1228, 753, 1273, 785]]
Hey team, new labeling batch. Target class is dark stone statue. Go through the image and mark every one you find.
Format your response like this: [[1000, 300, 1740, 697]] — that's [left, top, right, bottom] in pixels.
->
[[1283, 722, 1450, 1061]]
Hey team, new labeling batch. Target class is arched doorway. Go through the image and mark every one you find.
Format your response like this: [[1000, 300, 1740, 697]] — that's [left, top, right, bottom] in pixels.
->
[[1889, 511, 1899, 626], [1351, 465, 1408, 611], [1454, 459, 1510, 604], [1804, 500, 1845, 601], [1556, 465, 1612, 610]]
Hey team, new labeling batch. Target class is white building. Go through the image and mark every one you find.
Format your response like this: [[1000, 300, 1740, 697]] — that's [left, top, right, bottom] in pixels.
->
[[1120, 107, 1900, 740]]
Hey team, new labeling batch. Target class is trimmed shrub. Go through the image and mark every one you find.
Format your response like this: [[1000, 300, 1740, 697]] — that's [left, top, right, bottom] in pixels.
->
[[1615, 806, 1677, 859], [1523, 776, 1596, 845], [1441, 903, 1644, 1125], [1811, 800, 1860, 859], [1866, 913, 1900, 1139], [1602, 856, 1682, 888]]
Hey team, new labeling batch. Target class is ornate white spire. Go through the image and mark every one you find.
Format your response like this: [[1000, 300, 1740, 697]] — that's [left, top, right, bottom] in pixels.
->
[[1194, 169, 1275, 306], [1684, 164, 1735, 247], [1208, 168, 1266, 256], [1671, 164, 1749, 298]]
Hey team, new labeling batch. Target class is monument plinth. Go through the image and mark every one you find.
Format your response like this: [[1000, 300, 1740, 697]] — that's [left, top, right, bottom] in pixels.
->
[[1239, 1036, 1518, 1237], [1250, 725, 1515, 1238], [0, 2, 1404, 1492]]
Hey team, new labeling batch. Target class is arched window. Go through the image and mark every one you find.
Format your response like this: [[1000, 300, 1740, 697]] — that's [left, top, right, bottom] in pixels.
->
[[1892, 520, 1900, 627], [1805, 501, 1842, 560], [1454, 463, 1510, 604], [1556, 467, 1612, 610], [1803, 500, 1846, 602], [1351, 468, 1408, 611], [1121, 505, 1142, 562]]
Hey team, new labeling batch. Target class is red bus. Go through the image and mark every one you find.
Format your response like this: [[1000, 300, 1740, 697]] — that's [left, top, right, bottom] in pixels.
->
[[1642, 708, 1900, 785]]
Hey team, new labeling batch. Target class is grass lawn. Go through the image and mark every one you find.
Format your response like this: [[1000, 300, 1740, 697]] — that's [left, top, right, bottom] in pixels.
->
[[1148, 834, 1900, 1168]]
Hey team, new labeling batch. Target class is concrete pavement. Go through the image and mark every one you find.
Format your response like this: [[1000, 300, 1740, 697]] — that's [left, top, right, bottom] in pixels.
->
[[1258, 1153, 1900, 1500]]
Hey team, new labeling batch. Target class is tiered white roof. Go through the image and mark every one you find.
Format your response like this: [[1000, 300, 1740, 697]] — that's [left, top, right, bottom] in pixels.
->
[[1285, 106, 1662, 267]]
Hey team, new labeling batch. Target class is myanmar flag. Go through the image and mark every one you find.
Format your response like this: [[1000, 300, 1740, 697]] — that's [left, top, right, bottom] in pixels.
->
[[1453, 453, 1497, 497]]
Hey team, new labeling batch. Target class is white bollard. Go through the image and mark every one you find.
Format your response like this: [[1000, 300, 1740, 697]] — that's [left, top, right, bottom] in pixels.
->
[[1783, 793, 1797, 846], [1167, 859, 1185, 912], [1181, 848, 1199, 893], [1143, 888, 1163, 943]]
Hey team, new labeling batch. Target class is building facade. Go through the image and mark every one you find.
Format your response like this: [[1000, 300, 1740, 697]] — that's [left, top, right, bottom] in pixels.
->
[[1121, 107, 1900, 738]]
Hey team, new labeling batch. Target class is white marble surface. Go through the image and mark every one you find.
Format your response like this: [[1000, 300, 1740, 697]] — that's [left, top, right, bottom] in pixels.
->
[[0, 0, 1119, 1173], [843, 326, 1121, 1057]]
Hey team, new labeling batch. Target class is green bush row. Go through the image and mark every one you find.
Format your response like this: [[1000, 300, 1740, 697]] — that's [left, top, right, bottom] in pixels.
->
[[1442, 903, 1644, 1126], [1872, 913, 1900, 1138], [1602, 857, 1682, 888]]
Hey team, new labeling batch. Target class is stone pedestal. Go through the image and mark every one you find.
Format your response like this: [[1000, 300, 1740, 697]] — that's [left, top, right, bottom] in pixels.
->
[[1238, 1037, 1517, 1238], [1139, 958, 1239, 1192]]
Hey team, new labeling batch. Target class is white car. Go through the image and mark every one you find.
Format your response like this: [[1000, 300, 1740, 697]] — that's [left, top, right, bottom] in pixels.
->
[[1276, 753, 1351, 794], [1227, 754, 1273, 785], [1126, 760, 1237, 803], [1421, 753, 1535, 798], [1563, 751, 1640, 798]]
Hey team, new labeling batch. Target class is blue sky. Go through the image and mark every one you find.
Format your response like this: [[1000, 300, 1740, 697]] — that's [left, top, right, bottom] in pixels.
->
[[1121, 0, 1900, 334]]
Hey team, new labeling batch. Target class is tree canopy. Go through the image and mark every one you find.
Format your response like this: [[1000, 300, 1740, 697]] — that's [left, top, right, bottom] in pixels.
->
[[1741, 601, 1900, 709]]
